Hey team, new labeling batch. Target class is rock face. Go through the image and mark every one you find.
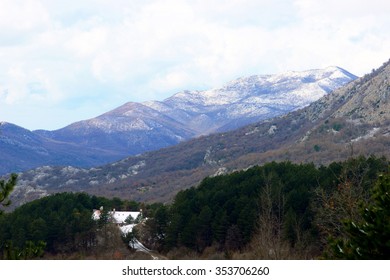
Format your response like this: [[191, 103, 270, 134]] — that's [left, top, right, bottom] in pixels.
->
[[1, 67, 355, 175]]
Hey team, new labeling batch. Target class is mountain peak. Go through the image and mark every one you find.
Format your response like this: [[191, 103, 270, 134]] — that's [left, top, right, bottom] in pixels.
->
[[3, 66, 356, 176], [8, 58, 390, 209], [328, 59, 390, 124]]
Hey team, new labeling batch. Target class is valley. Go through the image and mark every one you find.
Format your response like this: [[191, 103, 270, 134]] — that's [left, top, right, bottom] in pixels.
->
[[1, 67, 355, 175], [1, 58, 390, 260], [7, 59, 390, 208]]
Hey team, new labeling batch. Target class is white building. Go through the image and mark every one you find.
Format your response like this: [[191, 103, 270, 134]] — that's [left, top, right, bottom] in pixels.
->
[[92, 207, 141, 226]]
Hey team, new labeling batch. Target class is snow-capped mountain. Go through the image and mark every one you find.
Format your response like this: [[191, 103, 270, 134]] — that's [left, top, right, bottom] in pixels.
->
[[11, 59, 390, 209], [155, 66, 357, 133], [0, 122, 123, 175], [2, 67, 356, 175], [37, 66, 356, 146]]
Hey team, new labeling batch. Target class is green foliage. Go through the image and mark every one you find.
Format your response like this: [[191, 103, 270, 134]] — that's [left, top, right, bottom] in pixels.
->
[[97, 208, 110, 228], [332, 123, 343, 131], [134, 213, 142, 224], [2, 240, 46, 260], [313, 145, 321, 152], [143, 156, 389, 259], [125, 214, 135, 224], [0, 173, 17, 215], [122, 231, 136, 248], [0, 193, 97, 257], [90, 195, 140, 211], [1, 156, 388, 259], [0, 192, 139, 259], [314, 156, 389, 252], [329, 173, 390, 259], [141, 204, 169, 251], [157, 161, 324, 253]]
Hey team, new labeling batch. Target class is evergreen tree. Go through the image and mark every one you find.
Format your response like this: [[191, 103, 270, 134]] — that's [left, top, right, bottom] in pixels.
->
[[329, 173, 390, 259], [197, 206, 213, 249], [212, 209, 229, 244], [225, 225, 243, 252], [153, 205, 168, 239], [0, 173, 17, 215], [124, 214, 135, 224]]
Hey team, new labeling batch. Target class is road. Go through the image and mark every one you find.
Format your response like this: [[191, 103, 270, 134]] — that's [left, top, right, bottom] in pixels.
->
[[130, 238, 166, 260]]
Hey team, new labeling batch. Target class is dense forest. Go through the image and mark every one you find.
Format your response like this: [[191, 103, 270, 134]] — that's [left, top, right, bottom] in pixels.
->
[[141, 156, 390, 259], [1, 156, 389, 259], [0, 192, 144, 259]]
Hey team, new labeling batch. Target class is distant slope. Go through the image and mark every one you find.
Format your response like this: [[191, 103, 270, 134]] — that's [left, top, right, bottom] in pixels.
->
[[38, 66, 356, 143], [2, 67, 355, 175], [0, 122, 122, 175], [10, 60, 388, 206], [35, 102, 195, 155]]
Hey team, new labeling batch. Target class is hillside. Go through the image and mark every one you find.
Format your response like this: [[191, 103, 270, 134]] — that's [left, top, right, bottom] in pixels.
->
[[2, 157, 390, 259], [1, 67, 354, 175], [9, 60, 390, 206], [38, 66, 355, 143], [0, 122, 123, 175]]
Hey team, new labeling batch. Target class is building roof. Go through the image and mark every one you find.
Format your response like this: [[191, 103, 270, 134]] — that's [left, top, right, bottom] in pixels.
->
[[92, 209, 140, 224]]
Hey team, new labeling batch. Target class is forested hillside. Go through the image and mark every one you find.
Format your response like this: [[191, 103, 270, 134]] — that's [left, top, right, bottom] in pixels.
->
[[139, 156, 390, 259], [1, 156, 389, 259], [10, 60, 390, 209], [0, 193, 142, 259]]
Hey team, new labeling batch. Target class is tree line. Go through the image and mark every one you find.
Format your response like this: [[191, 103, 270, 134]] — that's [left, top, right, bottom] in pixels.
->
[[1, 155, 389, 259], [0, 191, 142, 259], [141, 156, 390, 259]]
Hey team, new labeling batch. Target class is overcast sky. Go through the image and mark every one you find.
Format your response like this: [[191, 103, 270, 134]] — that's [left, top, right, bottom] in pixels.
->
[[1, 0, 390, 130]]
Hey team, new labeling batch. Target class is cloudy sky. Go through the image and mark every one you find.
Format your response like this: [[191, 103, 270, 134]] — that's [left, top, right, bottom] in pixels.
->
[[1, 0, 389, 130]]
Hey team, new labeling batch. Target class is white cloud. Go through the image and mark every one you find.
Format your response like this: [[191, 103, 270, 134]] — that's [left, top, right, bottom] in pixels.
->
[[65, 24, 108, 58], [295, 0, 390, 18], [0, 0, 389, 130], [0, 0, 50, 30], [288, 0, 390, 74]]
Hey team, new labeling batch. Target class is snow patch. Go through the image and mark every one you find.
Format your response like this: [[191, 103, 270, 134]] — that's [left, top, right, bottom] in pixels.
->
[[61, 166, 82, 175], [245, 127, 260, 136], [204, 147, 218, 166], [89, 180, 99, 186], [65, 179, 78, 185], [212, 167, 228, 177], [351, 128, 380, 142], [268, 125, 277, 135], [127, 160, 146, 176]]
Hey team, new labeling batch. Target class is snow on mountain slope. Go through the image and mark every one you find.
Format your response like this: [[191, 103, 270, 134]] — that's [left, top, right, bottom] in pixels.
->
[[11, 60, 390, 210], [3, 67, 356, 175], [39, 66, 356, 154], [42, 67, 355, 139], [157, 66, 357, 132]]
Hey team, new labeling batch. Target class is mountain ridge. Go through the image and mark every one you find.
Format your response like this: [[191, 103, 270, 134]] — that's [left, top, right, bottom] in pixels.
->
[[10, 59, 390, 207], [1, 66, 355, 175], [41, 66, 356, 137]]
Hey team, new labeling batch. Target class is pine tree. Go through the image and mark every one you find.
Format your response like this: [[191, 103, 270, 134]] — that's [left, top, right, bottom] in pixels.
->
[[225, 224, 243, 252], [0, 173, 17, 215], [197, 206, 213, 250], [330, 173, 390, 259]]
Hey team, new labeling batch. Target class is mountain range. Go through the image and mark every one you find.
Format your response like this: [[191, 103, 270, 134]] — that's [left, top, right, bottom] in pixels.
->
[[0, 66, 356, 175], [8, 59, 390, 208]]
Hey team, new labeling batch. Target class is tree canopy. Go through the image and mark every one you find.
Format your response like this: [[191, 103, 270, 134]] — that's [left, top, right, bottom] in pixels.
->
[[0, 173, 17, 216], [142, 156, 389, 258], [0, 192, 141, 259]]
